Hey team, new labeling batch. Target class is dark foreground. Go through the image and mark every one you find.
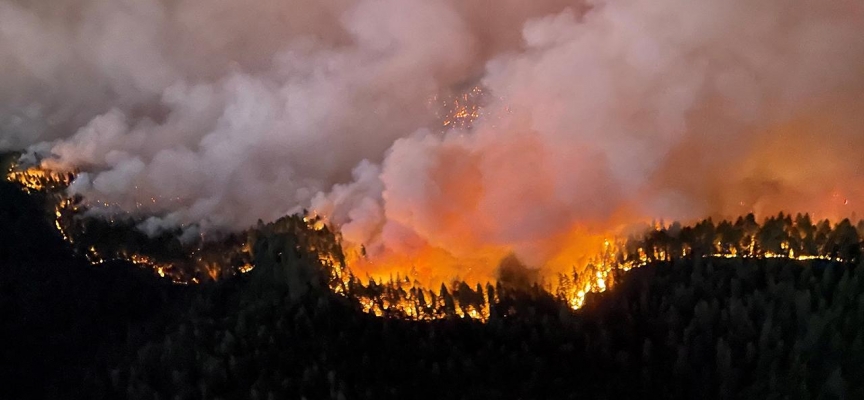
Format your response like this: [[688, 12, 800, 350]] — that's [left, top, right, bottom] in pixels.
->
[[0, 179, 858, 399]]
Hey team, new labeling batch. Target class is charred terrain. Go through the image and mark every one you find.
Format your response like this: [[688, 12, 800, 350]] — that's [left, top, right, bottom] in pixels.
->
[[2, 158, 862, 400]]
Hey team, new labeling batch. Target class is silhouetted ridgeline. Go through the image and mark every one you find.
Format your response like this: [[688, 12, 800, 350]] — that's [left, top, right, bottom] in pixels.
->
[[2, 169, 864, 398]]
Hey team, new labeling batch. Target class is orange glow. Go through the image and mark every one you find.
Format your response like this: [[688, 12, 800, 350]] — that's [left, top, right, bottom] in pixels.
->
[[7, 108, 864, 322], [6, 164, 74, 193], [436, 85, 484, 130]]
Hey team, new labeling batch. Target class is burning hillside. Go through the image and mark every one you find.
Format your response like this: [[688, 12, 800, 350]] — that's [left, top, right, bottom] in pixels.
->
[[5, 164, 74, 194], [6, 170, 864, 399], [7, 155, 864, 322], [2, 0, 864, 321], [3, 1, 864, 398]]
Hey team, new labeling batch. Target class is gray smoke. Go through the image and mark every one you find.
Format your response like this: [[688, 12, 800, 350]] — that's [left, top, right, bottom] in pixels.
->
[[3, 0, 864, 275]]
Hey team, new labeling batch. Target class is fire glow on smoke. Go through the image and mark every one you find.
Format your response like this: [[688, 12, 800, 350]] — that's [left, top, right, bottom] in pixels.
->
[[2, 0, 864, 316], [6, 160, 863, 322]]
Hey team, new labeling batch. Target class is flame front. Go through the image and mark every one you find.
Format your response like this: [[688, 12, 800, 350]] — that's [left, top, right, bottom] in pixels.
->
[[6, 155, 864, 323], [6, 164, 74, 193]]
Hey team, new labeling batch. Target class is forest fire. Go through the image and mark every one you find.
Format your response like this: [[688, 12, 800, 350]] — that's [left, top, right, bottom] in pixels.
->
[[6, 163, 74, 194], [333, 211, 864, 319], [3, 0, 864, 397], [437, 85, 485, 130], [6, 68, 864, 321], [5, 162, 252, 284], [6, 155, 623, 319], [4, 73, 863, 322], [6, 150, 864, 322]]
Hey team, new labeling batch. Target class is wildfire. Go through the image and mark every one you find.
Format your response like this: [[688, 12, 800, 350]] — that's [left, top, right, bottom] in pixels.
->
[[6, 155, 862, 322], [302, 213, 327, 231], [6, 161, 253, 285], [351, 276, 493, 321], [6, 164, 74, 193], [436, 85, 484, 130], [339, 214, 862, 318]]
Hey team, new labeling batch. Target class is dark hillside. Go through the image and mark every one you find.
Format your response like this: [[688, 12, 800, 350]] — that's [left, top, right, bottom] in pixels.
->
[[0, 179, 186, 398], [1, 177, 860, 399]]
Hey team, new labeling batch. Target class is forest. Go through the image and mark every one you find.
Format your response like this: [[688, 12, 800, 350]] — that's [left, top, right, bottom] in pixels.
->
[[1, 163, 861, 399]]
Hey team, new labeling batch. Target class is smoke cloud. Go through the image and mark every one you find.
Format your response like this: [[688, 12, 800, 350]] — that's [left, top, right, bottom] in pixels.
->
[[4, 0, 864, 280]]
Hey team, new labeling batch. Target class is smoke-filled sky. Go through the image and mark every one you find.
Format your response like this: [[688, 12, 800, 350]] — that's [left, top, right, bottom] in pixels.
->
[[3, 0, 864, 279]]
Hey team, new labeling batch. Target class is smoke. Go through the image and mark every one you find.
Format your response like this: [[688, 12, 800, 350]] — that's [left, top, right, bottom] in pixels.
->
[[4, 0, 864, 280]]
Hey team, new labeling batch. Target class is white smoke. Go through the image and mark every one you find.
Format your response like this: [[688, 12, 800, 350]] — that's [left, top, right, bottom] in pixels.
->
[[3, 0, 864, 275], [315, 0, 864, 269]]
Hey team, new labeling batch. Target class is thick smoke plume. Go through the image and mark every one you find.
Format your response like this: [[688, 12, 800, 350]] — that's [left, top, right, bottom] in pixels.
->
[[3, 0, 864, 282]]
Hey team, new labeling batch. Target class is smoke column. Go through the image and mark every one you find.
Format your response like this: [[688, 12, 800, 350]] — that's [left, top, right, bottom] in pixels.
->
[[3, 0, 864, 281]]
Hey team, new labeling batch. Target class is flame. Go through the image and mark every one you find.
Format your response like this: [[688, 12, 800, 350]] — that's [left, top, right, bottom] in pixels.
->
[[334, 211, 859, 318], [435, 85, 484, 130], [5, 163, 253, 285], [315, 90, 864, 317], [6, 156, 861, 322], [6, 164, 74, 193]]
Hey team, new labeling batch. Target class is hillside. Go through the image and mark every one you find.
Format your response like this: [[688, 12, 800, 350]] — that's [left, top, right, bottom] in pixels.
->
[[0, 177, 860, 399]]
